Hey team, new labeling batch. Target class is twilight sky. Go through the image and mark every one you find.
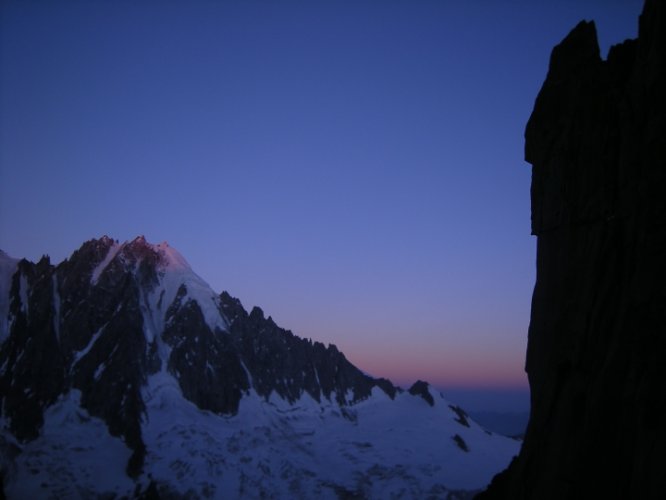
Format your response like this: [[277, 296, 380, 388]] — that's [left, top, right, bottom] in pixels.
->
[[0, 1, 641, 405]]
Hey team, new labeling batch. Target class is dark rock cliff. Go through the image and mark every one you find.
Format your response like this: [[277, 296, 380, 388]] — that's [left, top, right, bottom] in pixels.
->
[[479, 1, 666, 498]]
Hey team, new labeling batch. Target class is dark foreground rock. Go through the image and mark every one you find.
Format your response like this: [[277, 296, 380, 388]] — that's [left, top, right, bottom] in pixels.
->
[[479, 1, 666, 498]]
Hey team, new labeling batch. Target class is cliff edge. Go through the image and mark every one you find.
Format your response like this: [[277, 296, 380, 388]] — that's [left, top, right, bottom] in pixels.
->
[[479, 0, 666, 498]]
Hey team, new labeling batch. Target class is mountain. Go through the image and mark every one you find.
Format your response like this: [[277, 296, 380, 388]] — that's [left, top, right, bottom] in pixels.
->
[[479, 0, 666, 498], [0, 236, 518, 498]]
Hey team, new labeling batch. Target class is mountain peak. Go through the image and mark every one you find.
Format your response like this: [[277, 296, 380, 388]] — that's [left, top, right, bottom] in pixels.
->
[[0, 236, 520, 497], [107, 236, 191, 273], [88, 236, 194, 283]]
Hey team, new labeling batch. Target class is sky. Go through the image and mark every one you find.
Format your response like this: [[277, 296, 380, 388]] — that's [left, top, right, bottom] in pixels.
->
[[0, 0, 642, 411]]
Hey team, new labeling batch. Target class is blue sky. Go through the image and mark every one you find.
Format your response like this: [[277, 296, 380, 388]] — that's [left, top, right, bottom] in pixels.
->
[[0, 1, 642, 409]]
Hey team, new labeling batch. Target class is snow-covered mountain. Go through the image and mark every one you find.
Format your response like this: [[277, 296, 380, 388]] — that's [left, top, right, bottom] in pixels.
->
[[0, 236, 518, 498]]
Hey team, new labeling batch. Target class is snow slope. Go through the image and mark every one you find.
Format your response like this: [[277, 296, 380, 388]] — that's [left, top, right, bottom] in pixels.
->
[[3, 374, 518, 499], [139, 240, 229, 339], [2, 391, 133, 499], [140, 380, 518, 498]]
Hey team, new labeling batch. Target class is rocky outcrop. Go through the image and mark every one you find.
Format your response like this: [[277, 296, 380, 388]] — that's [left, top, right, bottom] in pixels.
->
[[479, 1, 666, 498], [223, 298, 393, 406], [408, 380, 435, 406]]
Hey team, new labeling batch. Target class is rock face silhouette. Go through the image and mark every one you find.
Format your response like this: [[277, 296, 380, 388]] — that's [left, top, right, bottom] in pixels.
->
[[479, 1, 666, 498]]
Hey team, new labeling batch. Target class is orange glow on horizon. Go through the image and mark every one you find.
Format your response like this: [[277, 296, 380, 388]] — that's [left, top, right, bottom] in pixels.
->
[[344, 347, 528, 390]]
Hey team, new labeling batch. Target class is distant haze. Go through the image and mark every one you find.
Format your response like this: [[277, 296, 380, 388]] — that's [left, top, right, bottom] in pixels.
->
[[0, 0, 641, 396]]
